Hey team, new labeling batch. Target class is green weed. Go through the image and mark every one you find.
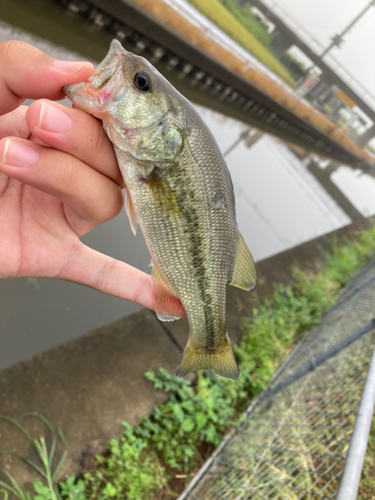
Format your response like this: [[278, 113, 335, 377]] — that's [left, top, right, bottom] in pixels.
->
[[84, 423, 166, 500], [0, 414, 87, 500]]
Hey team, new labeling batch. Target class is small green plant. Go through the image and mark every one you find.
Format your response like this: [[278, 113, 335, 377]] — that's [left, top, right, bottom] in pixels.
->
[[0, 413, 68, 500], [59, 478, 86, 500], [0, 414, 86, 500], [84, 421, 166, 500]]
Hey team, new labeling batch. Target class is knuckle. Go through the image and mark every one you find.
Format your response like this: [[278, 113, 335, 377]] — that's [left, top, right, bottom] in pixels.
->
[[60, 153, 80, 191], [110, 189, 124, 218], [98, 187, 124, 223], [0, 40, 36, 65], [132, 273, 150, 306], [94, 258, 118, 291], [90, 119, 108, 159], [0, 40, 18, 60]]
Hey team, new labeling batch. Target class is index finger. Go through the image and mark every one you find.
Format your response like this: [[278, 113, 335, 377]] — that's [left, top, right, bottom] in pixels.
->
[[0, 40, 94, 115]]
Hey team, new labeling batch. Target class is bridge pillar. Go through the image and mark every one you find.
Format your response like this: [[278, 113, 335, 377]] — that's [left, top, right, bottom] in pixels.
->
[[306, 160, 369, 224], [271, 29, 293, 57], [356, 124, 375, 148]]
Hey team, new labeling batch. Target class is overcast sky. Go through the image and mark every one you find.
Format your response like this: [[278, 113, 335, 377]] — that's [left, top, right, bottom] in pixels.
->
[[272, 0, 375, 102]]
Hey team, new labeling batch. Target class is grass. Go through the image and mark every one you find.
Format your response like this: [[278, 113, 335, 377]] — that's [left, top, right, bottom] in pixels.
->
[[1, 226, 375, 499], [0, 413, 83, 500], [186, 0, 295, 87], [218, 0, 273, 48]]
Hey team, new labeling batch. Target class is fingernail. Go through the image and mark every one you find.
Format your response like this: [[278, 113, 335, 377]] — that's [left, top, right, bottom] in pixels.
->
[[53, 60, 91, 73], [39, 101, 72, 133], [2, 139, 39, 167]]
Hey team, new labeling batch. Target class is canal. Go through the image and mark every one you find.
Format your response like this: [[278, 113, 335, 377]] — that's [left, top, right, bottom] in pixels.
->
[[0, 0, 374, 370]]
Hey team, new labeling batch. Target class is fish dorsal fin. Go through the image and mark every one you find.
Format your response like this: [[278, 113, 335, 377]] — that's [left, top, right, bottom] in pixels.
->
[[151, 263, 184, 321], [229, 231, 256, 291], [124, 187, 138, 236]]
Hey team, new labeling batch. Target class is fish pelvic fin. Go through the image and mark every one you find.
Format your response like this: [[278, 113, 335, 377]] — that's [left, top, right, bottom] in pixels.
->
[[151, 263, 185, 321], [124, 187, 138, 236], [176, 337, 239, 381]]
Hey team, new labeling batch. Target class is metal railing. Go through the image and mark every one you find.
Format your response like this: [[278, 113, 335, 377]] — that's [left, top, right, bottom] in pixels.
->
[[179, 260, 375, 499]]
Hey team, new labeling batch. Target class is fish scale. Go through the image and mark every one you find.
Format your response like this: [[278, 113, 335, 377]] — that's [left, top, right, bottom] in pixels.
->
[[64, 39, 256, 380]]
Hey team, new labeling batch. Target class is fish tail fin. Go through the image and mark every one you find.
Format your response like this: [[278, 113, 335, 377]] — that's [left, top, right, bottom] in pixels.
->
[[175, 337, 239, 381]]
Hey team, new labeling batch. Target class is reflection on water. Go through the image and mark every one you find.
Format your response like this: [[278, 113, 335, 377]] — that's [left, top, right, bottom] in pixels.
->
[[0, 0, 360, 369], [197, 109, 350, 258]]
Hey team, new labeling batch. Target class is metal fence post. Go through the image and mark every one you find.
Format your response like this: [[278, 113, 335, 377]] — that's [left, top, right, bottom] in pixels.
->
[[336, 345, 375, 500]]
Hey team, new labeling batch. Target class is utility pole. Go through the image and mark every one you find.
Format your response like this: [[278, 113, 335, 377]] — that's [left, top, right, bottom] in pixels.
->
[[321, 1, 375, 58]]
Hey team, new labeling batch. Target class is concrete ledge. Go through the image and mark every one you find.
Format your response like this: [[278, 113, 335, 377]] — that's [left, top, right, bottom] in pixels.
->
[[0, 310, 181, 486]]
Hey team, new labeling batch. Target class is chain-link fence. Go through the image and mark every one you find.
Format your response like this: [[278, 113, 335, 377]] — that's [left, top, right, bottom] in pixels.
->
[[179, 261, 375, 500]]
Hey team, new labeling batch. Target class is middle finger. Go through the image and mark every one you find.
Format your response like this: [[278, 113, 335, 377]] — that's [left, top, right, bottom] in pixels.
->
[[26, 99, 124, 187]]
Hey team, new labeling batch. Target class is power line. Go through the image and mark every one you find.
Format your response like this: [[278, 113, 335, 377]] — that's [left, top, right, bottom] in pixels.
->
[[321, 1, 375, 57]]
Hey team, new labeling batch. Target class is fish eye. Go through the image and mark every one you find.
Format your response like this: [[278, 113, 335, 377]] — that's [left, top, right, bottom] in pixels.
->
[[134, 72, 152, 92]]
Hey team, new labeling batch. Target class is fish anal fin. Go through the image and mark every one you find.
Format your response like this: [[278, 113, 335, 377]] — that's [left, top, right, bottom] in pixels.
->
[[124, 187, 138, 236], [151, 264, 184, 322], [176, 338, 239, 380], [229, 231, 256, 291]]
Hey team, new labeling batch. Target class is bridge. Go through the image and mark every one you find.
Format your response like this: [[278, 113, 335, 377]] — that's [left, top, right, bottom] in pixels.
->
[[244, 0, 375, 147], [54, 0, 374, 170]]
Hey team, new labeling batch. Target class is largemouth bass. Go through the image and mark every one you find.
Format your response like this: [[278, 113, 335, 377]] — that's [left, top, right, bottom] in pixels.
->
[[64, 40, 256, 380]]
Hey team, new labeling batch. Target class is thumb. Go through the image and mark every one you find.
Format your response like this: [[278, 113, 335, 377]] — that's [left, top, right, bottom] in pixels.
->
[[0, 40, 94, 115]]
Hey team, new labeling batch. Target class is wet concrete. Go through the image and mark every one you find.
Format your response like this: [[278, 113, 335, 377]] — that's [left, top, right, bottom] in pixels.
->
[[0, 310, 182, 488]]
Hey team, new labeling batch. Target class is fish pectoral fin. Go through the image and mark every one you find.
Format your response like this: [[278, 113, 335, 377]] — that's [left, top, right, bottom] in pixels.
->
[[124, 187, 138, 236], [151, 264, 184, 322], [229, 231, 256, 291], [176, 338, 239, 380]]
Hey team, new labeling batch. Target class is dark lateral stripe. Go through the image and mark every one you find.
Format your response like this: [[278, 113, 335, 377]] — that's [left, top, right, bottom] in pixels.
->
[[175, 147, 216, 351]]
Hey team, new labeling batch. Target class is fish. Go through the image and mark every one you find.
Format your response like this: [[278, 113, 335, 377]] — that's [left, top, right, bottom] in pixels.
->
[[64, 40, 256, 380]]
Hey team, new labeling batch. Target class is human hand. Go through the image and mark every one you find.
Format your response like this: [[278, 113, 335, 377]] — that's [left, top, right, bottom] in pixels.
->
[[0, 40, 184, 316]]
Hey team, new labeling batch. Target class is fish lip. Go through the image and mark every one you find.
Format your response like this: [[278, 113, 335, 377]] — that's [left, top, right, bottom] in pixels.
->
[[63, 81, 107, 118], [89, 39, 128, 91], [63, 82, 86, 101], [63, 39, 129, 112]]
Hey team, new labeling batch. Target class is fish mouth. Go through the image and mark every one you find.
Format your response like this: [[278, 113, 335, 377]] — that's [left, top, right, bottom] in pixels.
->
[[63, 39, 128, 115], [89, 39, 126, 90]]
